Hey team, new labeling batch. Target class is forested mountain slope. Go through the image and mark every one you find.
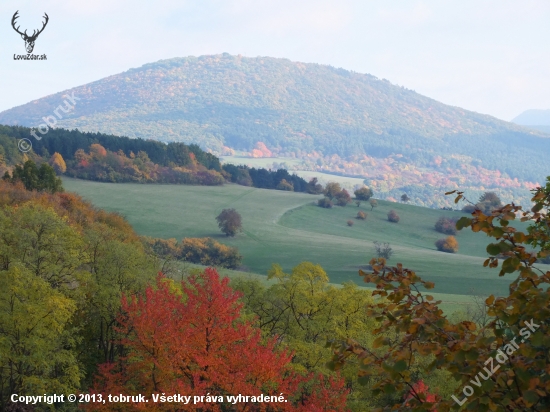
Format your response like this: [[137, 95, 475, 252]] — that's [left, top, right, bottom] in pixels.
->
[[1, 53, 548, 207]]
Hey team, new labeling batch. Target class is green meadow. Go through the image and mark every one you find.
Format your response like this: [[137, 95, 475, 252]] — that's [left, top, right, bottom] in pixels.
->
[[63, 177, 536, 312]]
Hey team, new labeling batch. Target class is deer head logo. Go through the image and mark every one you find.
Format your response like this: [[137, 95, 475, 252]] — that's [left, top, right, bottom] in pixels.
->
[[11, 11, 49, 54]]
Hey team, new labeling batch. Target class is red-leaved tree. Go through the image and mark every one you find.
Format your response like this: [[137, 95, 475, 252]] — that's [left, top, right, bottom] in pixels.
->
[[86, 269, 349, 411]]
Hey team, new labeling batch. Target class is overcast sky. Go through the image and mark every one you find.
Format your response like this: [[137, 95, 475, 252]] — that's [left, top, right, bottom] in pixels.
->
[[1, 0, 549, 121]]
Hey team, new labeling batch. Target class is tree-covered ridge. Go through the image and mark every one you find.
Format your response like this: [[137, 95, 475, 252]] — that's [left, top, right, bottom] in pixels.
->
[[2, 54, 550, 206]]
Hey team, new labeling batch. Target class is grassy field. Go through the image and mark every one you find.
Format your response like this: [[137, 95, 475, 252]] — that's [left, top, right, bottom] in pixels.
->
[[63, 178, 536, 308]]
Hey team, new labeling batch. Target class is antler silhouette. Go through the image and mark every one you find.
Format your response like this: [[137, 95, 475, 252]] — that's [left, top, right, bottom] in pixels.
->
[[30, 13, 49, 40], [11, 11, 26, 37], [11, 11, 49, 53]]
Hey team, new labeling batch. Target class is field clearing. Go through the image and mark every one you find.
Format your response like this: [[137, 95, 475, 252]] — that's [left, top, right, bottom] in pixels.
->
[[63, 178, 536, 307]]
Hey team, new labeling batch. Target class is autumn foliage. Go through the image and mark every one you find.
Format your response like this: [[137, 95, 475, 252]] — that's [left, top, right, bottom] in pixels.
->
[[387, 209, 400, 223], [87, 269, 349, 411], [434, 235, 459, 253]]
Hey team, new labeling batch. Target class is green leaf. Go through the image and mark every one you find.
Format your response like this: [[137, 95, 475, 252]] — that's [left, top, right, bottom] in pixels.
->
[[393, 360, 407, 373], [456, 217, 472, 230], [486, 243, 501, 256]]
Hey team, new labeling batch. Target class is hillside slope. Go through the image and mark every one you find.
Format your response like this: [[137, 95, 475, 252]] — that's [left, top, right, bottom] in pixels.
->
[[1, 53, 549, 206]]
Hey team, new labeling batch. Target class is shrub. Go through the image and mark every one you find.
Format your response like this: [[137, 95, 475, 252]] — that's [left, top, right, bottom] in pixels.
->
[[318, 197, 333, 208], [347, 220, 354, 226], [369, 199, 378, 210], [178, 237, 242, 268], [435, 236, 459, 253], [434, 216, 458, 235], [354, 186, 373, 201], [374, 241, 393, 259], [357, 211, 367, 220], [387, 209, 400, 223]]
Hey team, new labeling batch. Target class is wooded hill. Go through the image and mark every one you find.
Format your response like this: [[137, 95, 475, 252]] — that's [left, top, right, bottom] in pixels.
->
[[1, 54, 549, 205]]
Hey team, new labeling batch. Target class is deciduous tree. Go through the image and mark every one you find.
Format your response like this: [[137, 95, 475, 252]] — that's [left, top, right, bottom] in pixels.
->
[[216, 208, 242, 237], [354, 187, 374, 201], [87, 269, 350, 411]]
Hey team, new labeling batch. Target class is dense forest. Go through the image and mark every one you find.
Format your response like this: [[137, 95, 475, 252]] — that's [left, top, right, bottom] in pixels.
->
[[0, 126, 313, 192]]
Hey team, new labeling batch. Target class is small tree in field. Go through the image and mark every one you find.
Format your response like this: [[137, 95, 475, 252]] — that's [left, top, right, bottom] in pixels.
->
[[435, 235, 459, 253], [216, 208, 242, 237], [347, 220, 354, 226], [354, 186, 373, 201], [387, 209, 400, 223], [357, 211, 367, 220], [369, 199, 378, 211], [355, 200, 361, 207], [373, 241, 393, 259], [401, 193, 410, 203]]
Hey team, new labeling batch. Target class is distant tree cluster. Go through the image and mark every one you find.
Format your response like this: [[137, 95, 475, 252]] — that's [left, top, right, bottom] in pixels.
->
[[434, 216, 458, 235], [317, 182, 352, 207], [66, 144, 225, 185], [222, 164, 308, 192], [0, 125, 221, 171], [462, 191, 503, 214], [2, 159, 63, 193], [142, 236, 243, 269]]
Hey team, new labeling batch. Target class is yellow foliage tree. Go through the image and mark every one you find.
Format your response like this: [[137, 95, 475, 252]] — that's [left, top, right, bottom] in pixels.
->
[[49, 152, 67, 174]]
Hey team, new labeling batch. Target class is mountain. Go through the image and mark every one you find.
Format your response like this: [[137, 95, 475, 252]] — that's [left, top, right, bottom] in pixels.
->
[[1, 53, 549, 207], [512, 109, 550, 126]]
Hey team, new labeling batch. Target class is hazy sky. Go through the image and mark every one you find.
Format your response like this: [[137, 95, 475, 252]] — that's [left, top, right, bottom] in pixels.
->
[[1, 0, 549, 121]]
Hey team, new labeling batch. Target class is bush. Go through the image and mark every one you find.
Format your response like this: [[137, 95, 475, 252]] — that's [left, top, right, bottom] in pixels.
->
[[435, 236, 459, 253], [434, 216, 457, 235], [357, 211, 367, 220], [347, 220, 354, 226], [178, 237, 242, 268], [387, 210, 400, 223], [373, 241, 393, 259], [369, 199, 378, 210], [318, 197, 333, 208]]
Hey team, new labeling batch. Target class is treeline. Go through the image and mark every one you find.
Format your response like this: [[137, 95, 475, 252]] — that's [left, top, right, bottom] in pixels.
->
[[0, 125, 221, 171], [222, 163, 311, 192], [0, 125, 323, 193]]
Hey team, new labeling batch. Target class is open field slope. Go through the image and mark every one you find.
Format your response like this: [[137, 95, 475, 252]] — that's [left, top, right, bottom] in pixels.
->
[[63, 178, 537, 300]]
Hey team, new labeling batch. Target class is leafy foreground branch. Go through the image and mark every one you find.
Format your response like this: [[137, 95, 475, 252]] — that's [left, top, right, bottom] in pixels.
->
[[328, 179, 550, 411]]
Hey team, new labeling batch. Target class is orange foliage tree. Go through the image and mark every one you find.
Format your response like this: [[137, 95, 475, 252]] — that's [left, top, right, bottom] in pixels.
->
[[434, 235, 459, 253], [87, 269, 349, 411]]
